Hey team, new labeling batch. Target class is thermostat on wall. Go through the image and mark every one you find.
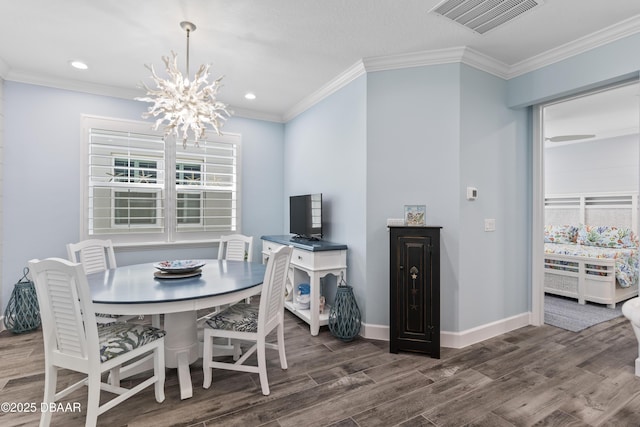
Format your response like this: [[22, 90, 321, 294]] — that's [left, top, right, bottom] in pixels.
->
[[466, 187, 478, 201]]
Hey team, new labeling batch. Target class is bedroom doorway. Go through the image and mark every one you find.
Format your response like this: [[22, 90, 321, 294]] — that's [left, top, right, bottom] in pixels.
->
[[533, 80, 640, 327]]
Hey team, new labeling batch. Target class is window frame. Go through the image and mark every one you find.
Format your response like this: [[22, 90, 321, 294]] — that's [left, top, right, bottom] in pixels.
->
[[111, 188, 163, 228], [80, 114, 242, 247]]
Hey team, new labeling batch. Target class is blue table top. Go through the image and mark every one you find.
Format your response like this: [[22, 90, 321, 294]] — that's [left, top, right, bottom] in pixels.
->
[[87, 260, 266, 305], [261, 235, 347, 251]]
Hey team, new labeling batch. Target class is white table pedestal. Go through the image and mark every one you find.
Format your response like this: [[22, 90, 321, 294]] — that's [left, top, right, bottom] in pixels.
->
[[164, 311, 199, 399]]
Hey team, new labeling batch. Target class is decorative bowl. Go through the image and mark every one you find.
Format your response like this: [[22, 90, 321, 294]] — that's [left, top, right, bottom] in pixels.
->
[[153, 260, 205, 274]]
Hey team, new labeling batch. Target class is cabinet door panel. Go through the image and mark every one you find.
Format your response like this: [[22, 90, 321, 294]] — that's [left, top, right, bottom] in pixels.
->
[[396, 236, 433, 340]]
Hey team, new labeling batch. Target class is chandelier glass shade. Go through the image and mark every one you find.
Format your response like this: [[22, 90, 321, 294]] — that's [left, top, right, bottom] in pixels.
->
[[136, 21, 231, 148]]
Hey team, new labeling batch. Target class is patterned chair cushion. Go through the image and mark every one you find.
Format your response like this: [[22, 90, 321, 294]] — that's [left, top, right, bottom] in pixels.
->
[[98, 323, 166, 362], [95, 313, 118, 325], [205, 303, 258, 332]]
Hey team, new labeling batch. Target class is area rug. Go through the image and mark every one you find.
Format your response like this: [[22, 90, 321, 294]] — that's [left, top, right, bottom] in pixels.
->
[[544, 294, 624, 332]]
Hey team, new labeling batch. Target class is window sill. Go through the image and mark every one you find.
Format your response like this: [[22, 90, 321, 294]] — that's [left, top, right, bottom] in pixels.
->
[[113, 240, 219, 252]]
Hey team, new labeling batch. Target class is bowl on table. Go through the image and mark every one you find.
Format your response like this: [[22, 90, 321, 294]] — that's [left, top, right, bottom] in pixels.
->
[[153, 260, 205, 275]]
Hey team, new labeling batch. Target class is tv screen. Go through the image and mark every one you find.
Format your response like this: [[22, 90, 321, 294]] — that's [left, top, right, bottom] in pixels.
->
[[290, 193, 323, 239]]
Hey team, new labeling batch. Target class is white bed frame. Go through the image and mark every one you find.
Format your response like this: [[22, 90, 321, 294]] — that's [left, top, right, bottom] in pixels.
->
[[544, 252, 638, 308], [544, 192, 639, 308]]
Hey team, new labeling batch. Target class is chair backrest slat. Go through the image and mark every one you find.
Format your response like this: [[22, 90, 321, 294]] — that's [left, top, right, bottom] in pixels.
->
[[259, 246, 292, 331], [66, 239, 117, 275], [218, 234, 254, 262], [45, 267, 86, 357]]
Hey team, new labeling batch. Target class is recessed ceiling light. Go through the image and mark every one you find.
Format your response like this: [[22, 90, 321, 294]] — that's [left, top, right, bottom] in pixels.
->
[[69, 60, 88, 70], [244, 92, 256, 100]]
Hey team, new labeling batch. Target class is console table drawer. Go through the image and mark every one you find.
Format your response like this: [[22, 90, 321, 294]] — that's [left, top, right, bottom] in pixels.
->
[[263, 241, 346, 271], [262, 240, 285, 255], [291, 248, 346, 271]]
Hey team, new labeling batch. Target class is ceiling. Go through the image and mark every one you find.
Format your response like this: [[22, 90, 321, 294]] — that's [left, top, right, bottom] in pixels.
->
[[544, 82, 640, 145], [1, 0, 640, 123]]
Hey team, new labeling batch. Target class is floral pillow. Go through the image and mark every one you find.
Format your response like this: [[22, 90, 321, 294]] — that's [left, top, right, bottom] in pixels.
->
[[544, 225, 578, 244], [576, 225, 639, 248]]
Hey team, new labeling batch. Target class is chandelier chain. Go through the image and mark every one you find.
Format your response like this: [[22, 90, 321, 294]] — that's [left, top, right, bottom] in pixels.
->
[[185, 27, 190, 77]]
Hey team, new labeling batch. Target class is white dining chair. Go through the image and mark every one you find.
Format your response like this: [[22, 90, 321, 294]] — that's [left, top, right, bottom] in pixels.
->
[[66, 239, 154, 325], [66, 239, 117, 275], [28, 257, 166, 427], [197, 234, 255, 326], [202, 245, 292, 395], [218, 234, 254, 262], [67, 239, 132, 324]]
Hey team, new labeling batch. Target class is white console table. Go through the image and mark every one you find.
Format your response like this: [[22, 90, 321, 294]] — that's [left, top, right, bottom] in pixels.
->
[[261, 235, 347, 336]]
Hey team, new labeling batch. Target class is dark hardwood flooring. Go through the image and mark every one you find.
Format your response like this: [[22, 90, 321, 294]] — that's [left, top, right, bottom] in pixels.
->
[[2, 309, 640, 426]]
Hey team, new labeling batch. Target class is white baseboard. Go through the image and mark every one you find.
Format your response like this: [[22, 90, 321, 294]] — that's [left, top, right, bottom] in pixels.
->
[[440, 312, 531, 348], [360, 311, 532, 348], [359, 322, 390, 341]]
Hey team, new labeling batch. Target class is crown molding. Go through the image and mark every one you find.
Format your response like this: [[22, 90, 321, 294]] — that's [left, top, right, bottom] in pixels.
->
[[5, 69, 284, 123], [283, 47, 511, 121], [228, 106, 284, 123], [460, 47, 511, 79], [283, 16, 640, 121], [283, 60, 366, 122], [5, 70, 141, 100], [363, 46, 509, 78], [508, 14, 640, 78], [363, 46, 467, 72]]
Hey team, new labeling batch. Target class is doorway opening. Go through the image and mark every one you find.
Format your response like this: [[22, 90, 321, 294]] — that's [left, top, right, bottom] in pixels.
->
[[533, 81, 640, 326]]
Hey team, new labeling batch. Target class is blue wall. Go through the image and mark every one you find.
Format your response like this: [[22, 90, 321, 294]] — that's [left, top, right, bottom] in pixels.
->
[[285, 63, 531, 332], [508, 33, 640, 108], [366, 64, 462, 329], [2, 82, 284, 310], [459, 65, 530, 330], [284, 76, 367, 311]]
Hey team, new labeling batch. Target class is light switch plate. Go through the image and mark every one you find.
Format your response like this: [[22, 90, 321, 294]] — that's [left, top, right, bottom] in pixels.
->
[[484, 218, 496, 232]]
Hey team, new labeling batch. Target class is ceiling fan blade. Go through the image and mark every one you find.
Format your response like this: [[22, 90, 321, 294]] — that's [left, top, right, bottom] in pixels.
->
[[545, 134, 596, 142]]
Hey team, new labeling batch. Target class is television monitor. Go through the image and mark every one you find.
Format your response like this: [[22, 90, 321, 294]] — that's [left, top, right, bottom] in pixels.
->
[[289, 193, 323, 240]]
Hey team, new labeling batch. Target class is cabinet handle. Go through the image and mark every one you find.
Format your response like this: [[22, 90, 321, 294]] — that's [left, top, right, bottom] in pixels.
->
[[399, 265, 404, 270], [410, 266, 419, 277]]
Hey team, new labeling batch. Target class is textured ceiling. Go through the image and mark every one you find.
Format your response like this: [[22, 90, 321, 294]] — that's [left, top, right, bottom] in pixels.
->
[[1, 0, 640, 123]]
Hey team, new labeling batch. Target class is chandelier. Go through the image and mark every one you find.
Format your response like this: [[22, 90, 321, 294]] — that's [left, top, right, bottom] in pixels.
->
[[136, 21, 231, 148]]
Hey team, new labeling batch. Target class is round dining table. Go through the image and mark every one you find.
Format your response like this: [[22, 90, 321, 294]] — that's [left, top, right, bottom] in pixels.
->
[[86, 259, 266, 400]]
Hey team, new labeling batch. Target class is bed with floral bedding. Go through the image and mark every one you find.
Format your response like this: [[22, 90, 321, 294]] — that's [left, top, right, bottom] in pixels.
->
[[544, 224, 639, 308]]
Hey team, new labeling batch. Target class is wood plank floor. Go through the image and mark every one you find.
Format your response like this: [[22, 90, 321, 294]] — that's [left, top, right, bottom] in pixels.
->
[[2, 309, 640, 426]]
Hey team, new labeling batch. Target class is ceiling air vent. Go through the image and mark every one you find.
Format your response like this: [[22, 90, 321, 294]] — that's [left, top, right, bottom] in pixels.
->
[[430, 0, 543, 34]]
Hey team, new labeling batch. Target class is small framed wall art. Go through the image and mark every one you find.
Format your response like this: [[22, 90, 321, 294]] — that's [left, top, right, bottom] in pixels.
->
[[404, 205, 426, 226]]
